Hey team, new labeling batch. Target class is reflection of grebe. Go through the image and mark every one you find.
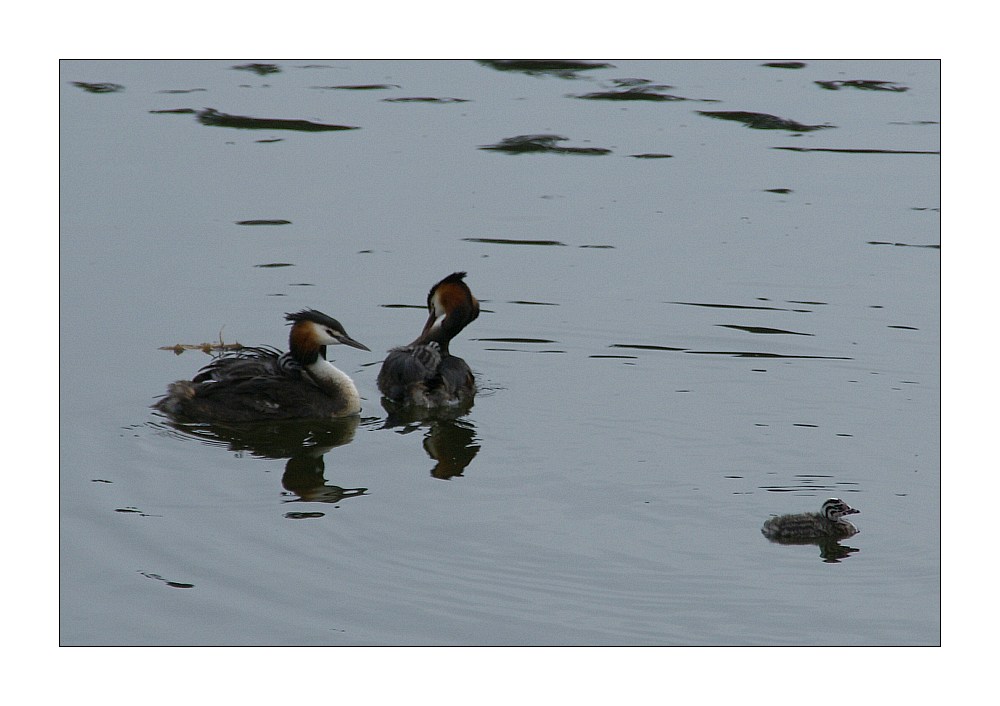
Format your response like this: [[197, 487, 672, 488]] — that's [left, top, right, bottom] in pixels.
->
[[377, 272, 479, 406], [155, 310, 369, 423], [761, 498, 860, 541]]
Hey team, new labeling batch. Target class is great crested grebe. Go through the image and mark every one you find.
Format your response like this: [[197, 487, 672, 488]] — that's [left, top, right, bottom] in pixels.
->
[[155, 310, 370, 423], [761, 498, 860, 541], [377, 272, 480, 406]]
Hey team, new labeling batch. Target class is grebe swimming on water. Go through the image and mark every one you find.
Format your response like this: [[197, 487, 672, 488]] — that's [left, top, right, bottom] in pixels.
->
[[377, 272, 479, 407], [155, 310, 369, 423], [761, 498, 860, 541]]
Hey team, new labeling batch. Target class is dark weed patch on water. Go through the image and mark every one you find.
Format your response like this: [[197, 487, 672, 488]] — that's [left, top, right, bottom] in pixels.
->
[[816, 79, 908, 92], [698, 110, 834, 132], [761, 62, 807, 69], [71, 81, 124, 93], [480, 134, 611, 155], [197, 108, 358, 132], [231, 63, 281, 76], [476, 60, 614, 78]]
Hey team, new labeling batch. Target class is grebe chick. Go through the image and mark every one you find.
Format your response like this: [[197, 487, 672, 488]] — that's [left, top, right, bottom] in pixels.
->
[[377, 272, 479, 407], [155, 310, 370, 423], [761, 498, 860, 541]]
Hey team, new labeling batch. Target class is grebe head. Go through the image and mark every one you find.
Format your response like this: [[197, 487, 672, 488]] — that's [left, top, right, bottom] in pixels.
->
[[285, 309, 370, 364], [822, 498, 859, 522], [419, 272, 479, 345]]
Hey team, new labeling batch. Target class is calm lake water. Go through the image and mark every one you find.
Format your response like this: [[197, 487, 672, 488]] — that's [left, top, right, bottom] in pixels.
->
[[60, 59, 939, 645]]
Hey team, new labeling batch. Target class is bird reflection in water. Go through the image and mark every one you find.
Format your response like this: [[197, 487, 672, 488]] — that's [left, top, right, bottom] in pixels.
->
[[762, 534, 860, 564], [154, 415, 368, 512], [380, 400, 480, 480]]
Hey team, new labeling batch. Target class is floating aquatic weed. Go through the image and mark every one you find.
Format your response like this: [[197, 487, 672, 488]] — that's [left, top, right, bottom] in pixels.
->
[[231, 62, 281, 76], [479, 134, 611, 155], [158, 333, 245, 355], [158, 88, 207, 94], [71, 81, 124, 93], [149, 108, 197, 115], [197, 108, 358, 132], [816, 79, 909, 92], [631, 153, 674, 159], [764, 188, 793, 194], [573, 86, 688, 102], [476, 59, 614, 77], [761, 62, 807, 69], [235, 219, 292, 226], [254, 262, 294, 268], [698, 110, 834, 132], [611, 78, 673, 88]]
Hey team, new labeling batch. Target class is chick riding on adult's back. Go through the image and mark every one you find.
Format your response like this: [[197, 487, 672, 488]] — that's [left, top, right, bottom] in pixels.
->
[[155, 309, 370, 423], [377, 272, 479, 407]]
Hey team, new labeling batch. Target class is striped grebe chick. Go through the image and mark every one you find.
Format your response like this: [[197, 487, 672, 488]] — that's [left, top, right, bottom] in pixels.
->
[[761, 498, 860, 541], [377, 272, 479, 407], [155, 310, 369, 423]]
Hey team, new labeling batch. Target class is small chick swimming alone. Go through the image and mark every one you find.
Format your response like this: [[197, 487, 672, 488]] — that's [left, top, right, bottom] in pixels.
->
[[761, 498, 860, 541], [155, 310, 369, 423], [377, 272, 479, 407]]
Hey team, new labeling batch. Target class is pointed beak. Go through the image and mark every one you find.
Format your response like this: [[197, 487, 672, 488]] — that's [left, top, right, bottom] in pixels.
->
[[336, 334, 370, 352], [843, 506, 859, 516]]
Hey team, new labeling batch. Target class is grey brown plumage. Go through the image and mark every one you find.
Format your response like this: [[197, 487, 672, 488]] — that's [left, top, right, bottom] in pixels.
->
[[377, 272, 479, 406], [761, 498, 860, 541]]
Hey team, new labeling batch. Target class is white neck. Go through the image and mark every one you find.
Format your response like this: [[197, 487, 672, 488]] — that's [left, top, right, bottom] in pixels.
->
[[306, 358, 361, 414]]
